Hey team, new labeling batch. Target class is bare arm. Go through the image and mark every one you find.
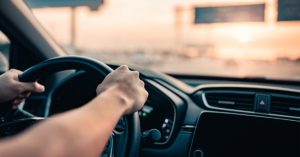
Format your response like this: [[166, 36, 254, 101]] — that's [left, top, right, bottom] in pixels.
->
[[0, 65, 148, 157]]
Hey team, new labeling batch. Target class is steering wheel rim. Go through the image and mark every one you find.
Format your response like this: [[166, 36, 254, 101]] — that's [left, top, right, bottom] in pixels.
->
[[18, 56, 112, 82], [2, 56, 141, 157]]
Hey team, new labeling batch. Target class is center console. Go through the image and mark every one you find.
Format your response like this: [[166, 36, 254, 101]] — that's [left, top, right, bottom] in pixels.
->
[[189, 112, 300, 157]]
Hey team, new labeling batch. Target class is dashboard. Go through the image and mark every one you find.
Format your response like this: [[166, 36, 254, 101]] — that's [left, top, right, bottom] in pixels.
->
[[20, 65, 300, 157]]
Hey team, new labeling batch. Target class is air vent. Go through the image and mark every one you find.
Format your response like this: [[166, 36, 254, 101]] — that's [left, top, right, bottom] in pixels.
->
[[270, 95, 300, 117], [205, 92, 255, 111]]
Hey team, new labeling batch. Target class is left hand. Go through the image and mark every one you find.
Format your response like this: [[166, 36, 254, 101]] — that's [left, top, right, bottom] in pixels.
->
[[0, 69, 45, 109]]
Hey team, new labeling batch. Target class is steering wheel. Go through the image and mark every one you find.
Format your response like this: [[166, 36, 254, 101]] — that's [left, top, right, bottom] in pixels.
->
[[0, 56, 141, 157]]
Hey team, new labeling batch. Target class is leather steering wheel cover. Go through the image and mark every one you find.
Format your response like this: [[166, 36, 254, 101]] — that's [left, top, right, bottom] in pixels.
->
[[17, 56, 140, 157], [125, 112, 141, 157], [18, 56, 113, 82]]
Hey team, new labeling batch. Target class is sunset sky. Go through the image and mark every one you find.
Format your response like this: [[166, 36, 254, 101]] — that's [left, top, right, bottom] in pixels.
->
[[29, 0, 300, 61]]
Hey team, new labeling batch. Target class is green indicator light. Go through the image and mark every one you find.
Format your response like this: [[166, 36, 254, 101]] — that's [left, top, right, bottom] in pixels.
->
[[142, 112, 147, 117]]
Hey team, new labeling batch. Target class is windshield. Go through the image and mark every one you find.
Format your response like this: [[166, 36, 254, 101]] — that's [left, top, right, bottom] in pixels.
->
[[24, 0, 300, 81]]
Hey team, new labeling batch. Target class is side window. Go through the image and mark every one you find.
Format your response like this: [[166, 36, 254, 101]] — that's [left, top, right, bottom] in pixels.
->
[[0, 30, 9, 71]]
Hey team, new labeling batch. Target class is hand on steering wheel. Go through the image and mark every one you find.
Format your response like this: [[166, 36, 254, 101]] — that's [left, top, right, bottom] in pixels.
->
[[0, 69, 44, 109], [96, 65, 148, 115], [0, 56, 143, 157]]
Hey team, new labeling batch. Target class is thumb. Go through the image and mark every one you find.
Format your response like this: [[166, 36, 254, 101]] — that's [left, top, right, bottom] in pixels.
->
[[19, 82, 45, 93]]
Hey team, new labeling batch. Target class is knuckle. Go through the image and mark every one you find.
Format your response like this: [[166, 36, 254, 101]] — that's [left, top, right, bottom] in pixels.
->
[[33, 84, 39, 91], [123, 78, 131, 85], [132, 71, 139, 76], [119, 65, 129, 70], [10, 69, 22, 74], [144, 90, 149, 97], [96, 84, 103, 94]]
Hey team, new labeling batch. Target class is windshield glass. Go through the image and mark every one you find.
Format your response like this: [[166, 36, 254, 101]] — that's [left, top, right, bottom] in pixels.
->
[[24, 0, 300, 81]]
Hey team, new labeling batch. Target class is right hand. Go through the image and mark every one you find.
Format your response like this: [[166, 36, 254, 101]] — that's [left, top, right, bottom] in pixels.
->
[[96, 65, 148, 115]]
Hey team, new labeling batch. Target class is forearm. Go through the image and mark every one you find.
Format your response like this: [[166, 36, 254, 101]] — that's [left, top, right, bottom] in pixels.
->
[[0, 87, 129, 157]]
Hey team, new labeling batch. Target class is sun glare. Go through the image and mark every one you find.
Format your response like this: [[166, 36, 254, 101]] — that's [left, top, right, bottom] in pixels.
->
[[237, 34, 251, 43], [235, 26, 253, 43]]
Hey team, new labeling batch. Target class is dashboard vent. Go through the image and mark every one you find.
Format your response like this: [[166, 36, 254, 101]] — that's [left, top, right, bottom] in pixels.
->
[[270, 95, 300, 117], [205, 92, 255, 111]]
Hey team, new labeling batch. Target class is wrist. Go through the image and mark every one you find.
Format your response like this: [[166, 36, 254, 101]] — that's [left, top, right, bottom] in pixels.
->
[[93, 86, 132, 115]]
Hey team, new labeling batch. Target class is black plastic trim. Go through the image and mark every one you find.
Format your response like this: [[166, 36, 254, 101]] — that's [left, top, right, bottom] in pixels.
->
[[144, 80, 186, 148], [154, 79, 205, 125], [44, 71, 80, 117], [188, 111, 300, 157], [192, 85, 300, 120], [168, 73, 300, 87], [0, 0, 66, 60], [140, 131, 193, 157], [192, 84, 300, 95]]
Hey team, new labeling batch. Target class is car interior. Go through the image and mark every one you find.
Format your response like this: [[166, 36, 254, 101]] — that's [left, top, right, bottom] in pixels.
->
[[0, 0, 299, 157]]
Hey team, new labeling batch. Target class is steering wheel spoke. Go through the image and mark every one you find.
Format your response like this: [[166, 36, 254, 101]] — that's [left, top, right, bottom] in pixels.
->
[[101, 134, 114, 157], [113, 126, 128, 156]]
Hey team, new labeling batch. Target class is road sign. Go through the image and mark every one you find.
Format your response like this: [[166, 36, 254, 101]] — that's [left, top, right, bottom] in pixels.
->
[[24, 0, 103, 11], [194, 4, 265, 23], [277, 0, 300, 21]]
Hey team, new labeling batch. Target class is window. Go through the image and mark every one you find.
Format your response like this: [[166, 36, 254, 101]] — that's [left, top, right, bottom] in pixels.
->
[[0, 30, 9, 71], [25, 0, 300, 81]]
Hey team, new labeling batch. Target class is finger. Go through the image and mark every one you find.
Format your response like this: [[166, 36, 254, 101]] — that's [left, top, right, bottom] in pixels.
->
[[9, 69, 23, 81], [139, 80, 145, 87], [17, 92, 31, 99], [117, 65, 129, 71], [12, 98, 25, 105], [18, 82, 45, 93], [144, 90, 149, 99], [12, 104, 19, 110], [9, 69, 23, 75], [131, 71, 140, 77], [12, 99, 19, 105]]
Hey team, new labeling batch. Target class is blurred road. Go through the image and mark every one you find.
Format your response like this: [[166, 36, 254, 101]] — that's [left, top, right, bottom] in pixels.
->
[[79, 49, 300, 81]]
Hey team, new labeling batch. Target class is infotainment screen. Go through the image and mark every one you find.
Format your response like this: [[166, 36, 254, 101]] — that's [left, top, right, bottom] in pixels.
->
[[189, 112, 300, 157]]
